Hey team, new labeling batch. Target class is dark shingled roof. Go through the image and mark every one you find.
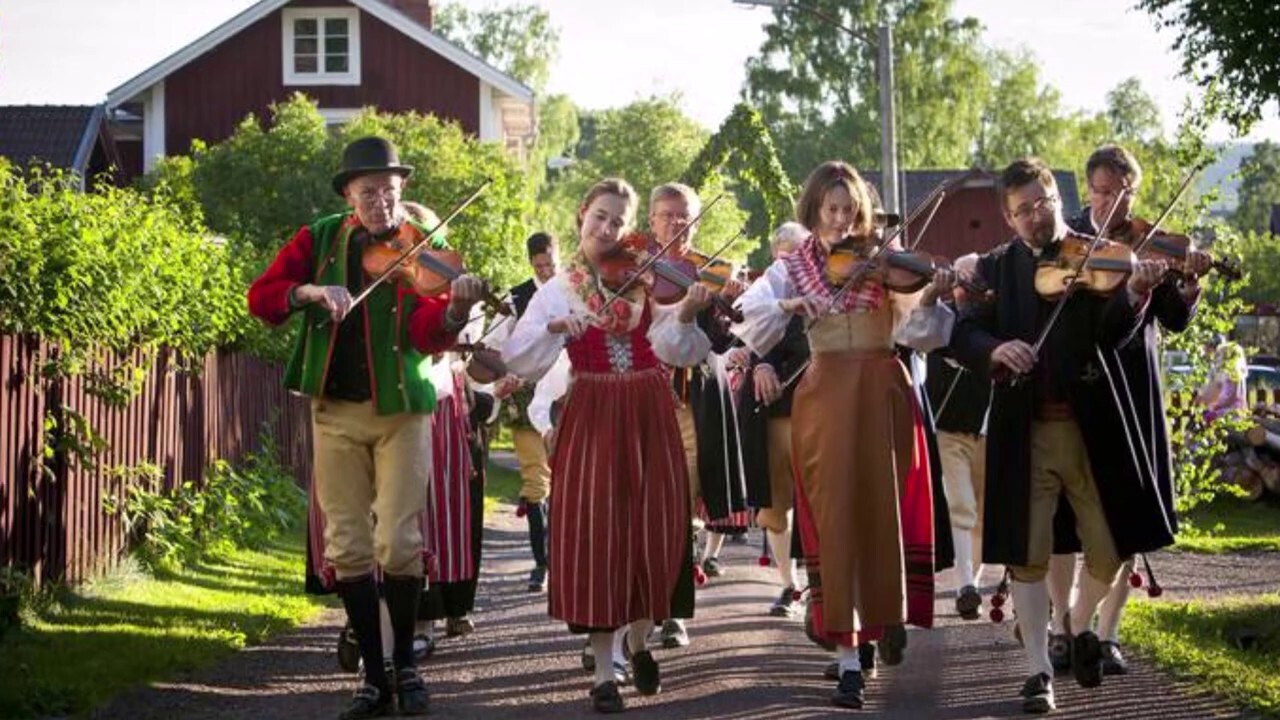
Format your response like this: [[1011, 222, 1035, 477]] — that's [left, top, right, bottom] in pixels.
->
[[863, 168, 1082, 218], [0, 105, 103, 172]]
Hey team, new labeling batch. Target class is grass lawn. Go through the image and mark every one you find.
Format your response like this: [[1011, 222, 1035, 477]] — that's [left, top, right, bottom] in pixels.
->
[[1122, 594, 1280, 718], [1175, 496, 1280, 554], [484, 457, 523, 515], [0, 529, 329, 719]]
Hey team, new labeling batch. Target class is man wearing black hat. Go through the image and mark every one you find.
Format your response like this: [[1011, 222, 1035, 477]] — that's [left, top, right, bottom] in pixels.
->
[[249, 136, 486, 718]]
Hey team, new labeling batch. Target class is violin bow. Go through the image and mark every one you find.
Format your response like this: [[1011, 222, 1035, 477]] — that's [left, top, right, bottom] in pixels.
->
[[341, 178, 493, 318], [1018, 186, 1132, 371], [693, 226, 749, 274], [764, 178, 955, 400], [594, 193, 726, 316]]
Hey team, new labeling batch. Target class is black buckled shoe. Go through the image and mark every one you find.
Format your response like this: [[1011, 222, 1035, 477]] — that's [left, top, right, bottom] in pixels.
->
[[955, 585, 982, 620], [590, 680, 625, 713], [769, 586, 800, 617], [339, 684, 392, 720], [337, 624, 361, 673], [702, 557, 723, 577], [859, 641, 878, 680], [823, 661, 840, 681], [1072, 630, 1104, 688], [394, 668, 430, 716], [1020, 672, 1055, 714], [632, 650, 661, 696], [1048, 632, 1072, 674], [878, 624, 907, 666], [1100, 640, 1129, 675], [528, 565, 548, 593], [831, 670, 865, 709]]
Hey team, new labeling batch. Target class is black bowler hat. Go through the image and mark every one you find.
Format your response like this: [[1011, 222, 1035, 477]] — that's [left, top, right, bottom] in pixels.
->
[[331, 136, 414, 196]]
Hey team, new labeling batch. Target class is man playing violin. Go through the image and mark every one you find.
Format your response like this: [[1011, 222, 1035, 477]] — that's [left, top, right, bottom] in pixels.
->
[[644, 182, 747, 650], [248, 136, 486, 719], [949, 157, 1167, 714], [1043, 144, 1212, 677]]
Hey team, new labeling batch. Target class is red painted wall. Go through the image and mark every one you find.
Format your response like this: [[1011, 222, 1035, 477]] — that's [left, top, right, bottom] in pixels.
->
[[163, 0, 480, 157]]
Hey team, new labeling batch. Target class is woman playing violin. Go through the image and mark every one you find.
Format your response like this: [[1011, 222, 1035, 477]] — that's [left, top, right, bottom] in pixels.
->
[[501, 178, 714, 714], [948, 157, 1168, 715], [732, 161, 956, 710], [1042, 144, 1214, 680]]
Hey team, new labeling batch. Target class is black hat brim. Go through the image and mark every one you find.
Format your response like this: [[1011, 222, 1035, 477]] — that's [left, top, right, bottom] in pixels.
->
[[332, 165, 414, 196]]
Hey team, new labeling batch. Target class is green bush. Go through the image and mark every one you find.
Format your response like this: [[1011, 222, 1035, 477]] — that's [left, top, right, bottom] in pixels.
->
[[104, 430, 306, 572]]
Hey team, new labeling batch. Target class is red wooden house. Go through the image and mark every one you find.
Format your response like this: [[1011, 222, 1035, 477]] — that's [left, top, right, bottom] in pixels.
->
[[105, 0, 535, 180]]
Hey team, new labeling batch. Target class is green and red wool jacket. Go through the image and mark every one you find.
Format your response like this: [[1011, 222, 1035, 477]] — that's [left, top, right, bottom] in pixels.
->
[[247, 212, 459, 415]]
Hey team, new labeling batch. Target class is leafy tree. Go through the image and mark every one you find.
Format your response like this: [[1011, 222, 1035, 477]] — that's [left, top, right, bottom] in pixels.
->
[[433, 2, 559, 93], [743, 0, 989, 177], [1137, 0, 1280, 131], [1233, 141, 1280, 235], [1106, 77, 1162, 143], [545, 96, 750, 261]]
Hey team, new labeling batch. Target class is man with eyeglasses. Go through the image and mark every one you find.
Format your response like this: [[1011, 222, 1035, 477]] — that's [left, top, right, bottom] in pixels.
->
[[249, 136, 486, 719], [949, 157, 1167, 714], [1039, 144, 1213, 679]]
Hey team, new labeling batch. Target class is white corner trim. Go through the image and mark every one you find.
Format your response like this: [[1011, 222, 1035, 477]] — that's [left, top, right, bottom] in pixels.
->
[[478, 83, 498, 142], [105, 0, 532, 107], [142, 80, 166, 173], [282, 6, 361, 86]]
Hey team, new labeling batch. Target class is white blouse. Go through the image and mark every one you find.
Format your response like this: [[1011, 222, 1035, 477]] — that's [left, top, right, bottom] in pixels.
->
[[731, 257, 955, 357], [501, 273, 713, 382]]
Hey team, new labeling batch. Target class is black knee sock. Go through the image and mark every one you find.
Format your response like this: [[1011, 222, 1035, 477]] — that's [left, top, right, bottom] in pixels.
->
[[527, 500, 548, 568], [337, 574, 388, 690], [383, 574, 423, 670]]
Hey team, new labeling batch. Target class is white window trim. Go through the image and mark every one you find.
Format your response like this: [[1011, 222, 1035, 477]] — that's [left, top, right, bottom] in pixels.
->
[[318, 107, 362, 125], [282, 7, 361, 86]]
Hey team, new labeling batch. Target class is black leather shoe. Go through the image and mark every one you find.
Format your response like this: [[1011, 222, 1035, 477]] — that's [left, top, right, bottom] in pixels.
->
[[955, 585, 982, 620], [339, 684, 392, 720], [528, 565, 548, 592], [632, 650, 661, 696], [1072, 630, 1104, 688], [1049, 632, 1072, 674], [1020, 672, 1055, 714], [394, 668, 430, 716], [590, 680, 625, 713], [859, 641, 878, 680], [823, 661, 840, 681], [831, 670, 865, 709], [1100, 640, 1129, 675], [878, 624, 907, 666]]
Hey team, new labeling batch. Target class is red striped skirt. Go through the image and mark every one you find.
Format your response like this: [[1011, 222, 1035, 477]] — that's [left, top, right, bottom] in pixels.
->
[[548, 367, 690, 628], [425, 390, 475, 584]]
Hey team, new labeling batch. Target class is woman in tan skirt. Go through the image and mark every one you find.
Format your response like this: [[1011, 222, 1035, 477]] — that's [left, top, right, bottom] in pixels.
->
[[732, 161, 954, 709]]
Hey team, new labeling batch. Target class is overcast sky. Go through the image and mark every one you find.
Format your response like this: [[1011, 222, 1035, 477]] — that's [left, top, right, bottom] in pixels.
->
[[2, 0, 1276, 142]]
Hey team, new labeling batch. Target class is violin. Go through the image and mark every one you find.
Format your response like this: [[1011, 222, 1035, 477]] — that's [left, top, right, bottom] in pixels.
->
[[1109, 217, 1242, 280], [824, 237, 989, 296], [596, 232, 745, 322], [1033, 231, 1138, 298], [452, 342, 507, 384], [359, 221, 510, 315]]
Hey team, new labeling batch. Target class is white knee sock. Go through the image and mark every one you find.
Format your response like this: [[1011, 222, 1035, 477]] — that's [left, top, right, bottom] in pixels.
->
[[1070, 566, 1118, 637], [951, 526, 975, 588], [768, 528, 796, 588], [628, 619, 655, 655], [1095, 560, 1134, 643], [591, 632, 615, 686], [379, 599, 394, 661], [702, 532, 725, 562], [1010, 580, 1054, 678], [1046, 554, 1076, 634], [971, 527, 985, 584], [612, 627, 627, 659], [837, 643, 862, 675]]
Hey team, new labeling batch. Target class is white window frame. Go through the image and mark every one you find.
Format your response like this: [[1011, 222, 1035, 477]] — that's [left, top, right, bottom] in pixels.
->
[[318, 107, 362, 126], [282, 7, 361, 86]]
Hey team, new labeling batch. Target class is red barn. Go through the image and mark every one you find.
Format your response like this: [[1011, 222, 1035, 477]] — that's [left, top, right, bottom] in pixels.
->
[[105, 0, 535, 180], [864, 169, 1082, 260]]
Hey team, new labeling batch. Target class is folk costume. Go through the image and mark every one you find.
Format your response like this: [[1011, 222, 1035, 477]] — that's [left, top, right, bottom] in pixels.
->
[[248, 135, 456, 718], [949, 231, 1152, 702], [1039, 208, 1201, 672], [734, 314, 807, 615], [732, 233, 951, 654], [487, 276, 552, 590], [501, 257, 711, 632]]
